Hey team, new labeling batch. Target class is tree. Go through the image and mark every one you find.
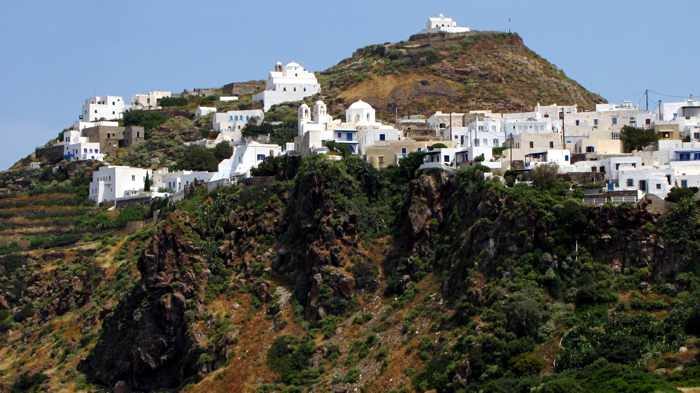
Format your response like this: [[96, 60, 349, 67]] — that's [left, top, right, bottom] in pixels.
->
[[144, 172, 151, 192], [531, 164, 561, 190], [123, 110, 169, 138], [175, 145, 219, 171], [212, 141, 233, 161], [665, 186, 698, 203], [620, 125, 658, 153]]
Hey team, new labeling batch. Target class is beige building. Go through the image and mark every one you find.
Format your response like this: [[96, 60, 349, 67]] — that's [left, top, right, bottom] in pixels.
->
[[507, 132, 564, 162], [365, 139, 456, 169]]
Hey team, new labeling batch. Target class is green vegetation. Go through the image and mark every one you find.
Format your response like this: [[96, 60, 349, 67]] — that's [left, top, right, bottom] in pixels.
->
[[666, 186, 698, 203], [621, 125, 659, 152], [267, 335, 319, 386], [175, 145, 220, 171], [123, 110, 169, 137]]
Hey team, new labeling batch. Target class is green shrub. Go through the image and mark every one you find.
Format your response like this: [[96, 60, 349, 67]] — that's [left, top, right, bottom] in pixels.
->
[[267, 335, 318, 385]]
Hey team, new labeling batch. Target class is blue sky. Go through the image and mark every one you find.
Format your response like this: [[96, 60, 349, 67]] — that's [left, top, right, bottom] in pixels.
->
[[0, 0, 697, 169]]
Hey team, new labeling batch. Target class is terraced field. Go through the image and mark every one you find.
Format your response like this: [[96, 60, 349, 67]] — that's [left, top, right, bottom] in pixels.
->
[[0, 193, 97, 253], [0, 191, 154, 391]]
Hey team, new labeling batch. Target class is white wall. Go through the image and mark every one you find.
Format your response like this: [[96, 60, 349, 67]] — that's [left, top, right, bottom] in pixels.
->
[[82, 96, 125, 121]]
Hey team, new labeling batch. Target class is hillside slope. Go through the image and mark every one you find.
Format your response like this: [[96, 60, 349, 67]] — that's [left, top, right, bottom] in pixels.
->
[[318, 31, 605, 119]]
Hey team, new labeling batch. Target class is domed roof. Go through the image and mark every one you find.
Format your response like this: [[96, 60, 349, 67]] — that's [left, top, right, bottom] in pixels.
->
[[298, 102, 310, 109], [286, 61, 302, 69], [348, 100, 373, 110]]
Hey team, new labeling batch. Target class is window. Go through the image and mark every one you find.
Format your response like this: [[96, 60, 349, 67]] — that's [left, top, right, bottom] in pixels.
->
[[283, 87, 287, 92], [638, 180, 647, 191], [593, 119, 599, 127], [626, 179, 633, 187], [612, 117, 618, 125], [680, 153, 691, 161], [346, 132, 353, 141], [493, 138, 499, 146], [401, 147, 407, 154], [337, 132, 342, 139], [682, 179, 688, 188], [586, 146, 595, 153], [131, 175, 135, 181], [529, 141, 534, 148], [646, 118, 651, 126], [378, 156, 384, 165], [656, 183, 661, 190], [694, 153, 700, 160], [630, 117, 637, 126], [256, 154, 266, 161], [474, 138, 480, 147], [443, 155, 450, 163], [549, 141, 554, 148], [575, 120, 580, 126], [379, 134, 386, 141]]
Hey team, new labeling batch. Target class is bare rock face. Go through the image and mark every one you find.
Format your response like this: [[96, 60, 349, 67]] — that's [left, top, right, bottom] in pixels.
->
[[80, 214, 207, 391]]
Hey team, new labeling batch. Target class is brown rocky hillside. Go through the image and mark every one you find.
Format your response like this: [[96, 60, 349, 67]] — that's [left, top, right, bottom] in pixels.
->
[[317, 31, 605, 119]]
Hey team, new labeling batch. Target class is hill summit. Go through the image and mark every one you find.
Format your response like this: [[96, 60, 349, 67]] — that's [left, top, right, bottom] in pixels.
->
[[319, 31, 605, 119]]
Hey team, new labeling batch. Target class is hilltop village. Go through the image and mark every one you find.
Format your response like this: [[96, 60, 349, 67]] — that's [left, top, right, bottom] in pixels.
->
[[23, 14, 698, 208]]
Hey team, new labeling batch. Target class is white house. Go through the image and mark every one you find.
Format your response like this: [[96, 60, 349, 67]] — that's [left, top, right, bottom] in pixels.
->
[[131, 91, 172, 110], [211, 141, 282, 181], [62, 130, 104, 162], [423, 14, 471, 34], [81, 96, 125, 122], [253, 61, 321, 111], [152, 169, 215, 193], [213, 109, 264, 133], [219, 96, 239, 102], [524, 149, 571, 171], [615, 147, 700, 199], [196, 106, 217, 118], [89, 166, 151, 204]]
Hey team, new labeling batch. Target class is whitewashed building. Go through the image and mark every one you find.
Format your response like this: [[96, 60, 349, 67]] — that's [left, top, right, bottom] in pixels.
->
[[211, 141, 282, 181], [152, 169, 215, 193], [89, 166, 151, 204], [296, 100, 402, 156], [253, 61, 321, 111], [196, 106, 217, 118], [524, 149, 571, 171], [62, 130, 104, 161], [131, 91, 172, 110], [422, 14, 471, 34], [213, 109, 264, 133], [81, 96, 125, 122]]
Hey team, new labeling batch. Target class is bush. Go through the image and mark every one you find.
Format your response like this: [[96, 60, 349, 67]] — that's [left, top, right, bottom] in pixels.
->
[[175, 145, 219, 171], [267, 335, 318, 385], [665, 186, 698, 203], [123, 110, 169, 136], [511, 353, 546, 376], [159, 96, 188, 107], [11, 372, 48, 393], [213, 141, 233, 161]]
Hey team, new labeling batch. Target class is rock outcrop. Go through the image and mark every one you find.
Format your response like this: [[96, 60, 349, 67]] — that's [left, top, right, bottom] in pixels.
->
[[80, 214, 207, 391]]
